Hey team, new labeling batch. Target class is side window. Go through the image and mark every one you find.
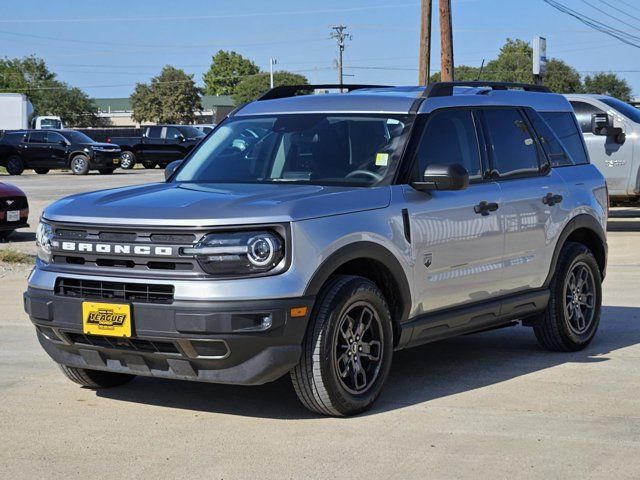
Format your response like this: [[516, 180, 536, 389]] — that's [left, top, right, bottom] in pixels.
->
[[165, 127, 182, 140], [540, 112, 589, 166], [482, 109, 541, 178], [146, 126, 162, 139], [45, 132, 65, 144], [415, 109, 483, 180], [27, 132, 47, 143], [570, 101, 604, 134]]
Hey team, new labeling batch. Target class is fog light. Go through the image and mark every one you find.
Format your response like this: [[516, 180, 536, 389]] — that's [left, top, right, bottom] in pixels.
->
[[261, 315, 273, 329]]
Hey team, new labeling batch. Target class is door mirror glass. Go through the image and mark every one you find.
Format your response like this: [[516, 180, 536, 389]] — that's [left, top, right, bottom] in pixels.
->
[[412, 163, 469, 191], [165, 159, 183, 180], [591, 113, 611, 135]]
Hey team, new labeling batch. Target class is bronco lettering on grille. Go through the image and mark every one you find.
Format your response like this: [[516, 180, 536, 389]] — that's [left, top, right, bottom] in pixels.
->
[[57, 241, 174, 256]]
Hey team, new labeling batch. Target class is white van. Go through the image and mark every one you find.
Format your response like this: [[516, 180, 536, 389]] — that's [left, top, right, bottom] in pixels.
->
[[565, 94, 640, 201]]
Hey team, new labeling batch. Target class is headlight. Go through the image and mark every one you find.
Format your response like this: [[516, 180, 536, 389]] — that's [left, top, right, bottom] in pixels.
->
[[35, 221, 54, 263], [183, 231, 284, 276]]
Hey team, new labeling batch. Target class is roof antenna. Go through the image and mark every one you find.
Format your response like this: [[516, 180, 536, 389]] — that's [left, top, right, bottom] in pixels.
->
[[475, 59, 485, 81]]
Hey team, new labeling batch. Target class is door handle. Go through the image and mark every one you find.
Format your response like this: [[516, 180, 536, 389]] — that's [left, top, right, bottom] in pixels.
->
[[542, 193, 563, 206], [474, 201, 499, 216]]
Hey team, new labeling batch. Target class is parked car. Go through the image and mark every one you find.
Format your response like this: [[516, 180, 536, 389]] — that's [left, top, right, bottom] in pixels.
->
[[25, 82, 608, 416], [565, 94, 640, 203], [0, 129, 121, 175], [109, 125, 205, 170], [0, 181, 28, 241]]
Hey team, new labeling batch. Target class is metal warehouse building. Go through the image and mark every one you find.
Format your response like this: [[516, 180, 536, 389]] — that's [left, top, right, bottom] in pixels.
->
[[93, 95, 235, 126]]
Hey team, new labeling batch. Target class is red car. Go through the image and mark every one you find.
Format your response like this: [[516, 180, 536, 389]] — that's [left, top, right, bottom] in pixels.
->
[[0, 182, 29, 241]]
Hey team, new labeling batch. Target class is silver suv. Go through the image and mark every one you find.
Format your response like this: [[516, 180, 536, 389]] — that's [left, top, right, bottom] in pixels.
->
[[25, 82, 608, 416]]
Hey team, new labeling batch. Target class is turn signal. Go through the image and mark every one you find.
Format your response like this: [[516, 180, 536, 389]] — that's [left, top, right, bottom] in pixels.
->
[[290, 307, 308, 318]]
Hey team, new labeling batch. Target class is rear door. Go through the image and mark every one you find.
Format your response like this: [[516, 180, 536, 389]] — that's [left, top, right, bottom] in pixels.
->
[[479, 107, 567, 294], [405, 108, 505, 313], [570, 99, 634, 196], [23, 131, 49, 167]]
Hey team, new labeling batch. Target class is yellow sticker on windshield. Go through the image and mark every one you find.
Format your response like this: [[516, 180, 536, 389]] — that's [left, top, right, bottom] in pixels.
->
[[375, 153, 389, 166]]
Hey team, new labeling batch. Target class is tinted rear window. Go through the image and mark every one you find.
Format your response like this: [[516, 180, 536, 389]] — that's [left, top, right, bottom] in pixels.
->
[[539, 112, 589, 166]]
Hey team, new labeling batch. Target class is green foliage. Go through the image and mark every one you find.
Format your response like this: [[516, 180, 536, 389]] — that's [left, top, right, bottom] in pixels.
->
[[545, 59, 583, 94], [131, 66, 202, 124], [203, 50, 260, 96], [584, 73, 632, 102], [0, 249, 33, 264], [233, 71, 309, 104], [0, 55, 100, 127]]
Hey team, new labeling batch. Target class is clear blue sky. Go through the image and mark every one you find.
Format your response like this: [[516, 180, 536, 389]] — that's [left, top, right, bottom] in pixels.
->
[[1, 0, 638, 99]]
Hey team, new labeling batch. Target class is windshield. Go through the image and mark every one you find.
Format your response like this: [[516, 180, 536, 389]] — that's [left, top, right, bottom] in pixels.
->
[[601, 97, 640, 124], [62, 131, 95, 144], [179, 126, 206, 139], [175, 114, 412, 186], [40, 118, 62, 129]]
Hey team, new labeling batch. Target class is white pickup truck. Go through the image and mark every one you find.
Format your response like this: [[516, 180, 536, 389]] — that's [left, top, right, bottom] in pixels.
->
[[565, 94, 640, 202]]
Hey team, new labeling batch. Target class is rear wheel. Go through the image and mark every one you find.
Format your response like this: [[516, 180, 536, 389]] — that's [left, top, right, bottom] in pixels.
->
[[34, 168, 49, 175], [534, 242, 602, 351], [6, 156, 24, 176], [58, 364, 134, 388], [98, 168, 115, 175], [291, 275, 393, 416], [119, 151, 135, 169], [70, 155, 90, 175]]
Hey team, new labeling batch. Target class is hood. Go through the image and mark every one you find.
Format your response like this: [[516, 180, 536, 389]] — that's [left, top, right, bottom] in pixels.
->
[[83, 142, 118, 148], [43, 182, 390, 226], [0, 182, 26, 197]]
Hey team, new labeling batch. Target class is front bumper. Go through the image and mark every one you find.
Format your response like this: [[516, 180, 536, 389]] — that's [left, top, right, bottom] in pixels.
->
[[90, 151, 120, 168], [24, 286, 314, 385]]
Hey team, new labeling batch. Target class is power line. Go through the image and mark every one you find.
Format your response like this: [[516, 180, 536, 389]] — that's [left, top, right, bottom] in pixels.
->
[[579, 0, 640, 33], [597, 0, 640, 23]]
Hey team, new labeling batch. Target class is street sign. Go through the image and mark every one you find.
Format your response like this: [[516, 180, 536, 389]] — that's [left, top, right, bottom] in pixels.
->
[[533, 36, 548, 76]]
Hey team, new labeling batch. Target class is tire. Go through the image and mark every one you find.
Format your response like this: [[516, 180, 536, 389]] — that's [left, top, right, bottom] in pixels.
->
[[291, 275, 394, 416], [34, 168, 49, 175], [6, 156, 24, 176], [98, 168, 115, 175], [0, 230, 14, 242], [534, 242, 602, 352], [70, 155, 90, 175], [142, 161, 157, 169], [58, 364, 134, 389], [119, 151, 136, 170]]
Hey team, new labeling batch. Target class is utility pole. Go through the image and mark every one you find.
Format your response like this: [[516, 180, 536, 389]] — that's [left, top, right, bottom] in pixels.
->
[[330, 25, 352, 87], [418, 0, 433, 85], [439, 0, 454, 82], [269, 58, 277, 88]]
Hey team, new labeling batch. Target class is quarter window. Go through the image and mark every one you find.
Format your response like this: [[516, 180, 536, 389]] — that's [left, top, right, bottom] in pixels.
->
[[415, 109, 482, 180], [482, 109, 541, 178], [570, 101, 605, 133]]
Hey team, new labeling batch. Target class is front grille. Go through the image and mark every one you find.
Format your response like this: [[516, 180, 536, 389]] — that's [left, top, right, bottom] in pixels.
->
[[55, 278, 174, 304], [65, 332, 180, 354], [1, 196, 28, 211]]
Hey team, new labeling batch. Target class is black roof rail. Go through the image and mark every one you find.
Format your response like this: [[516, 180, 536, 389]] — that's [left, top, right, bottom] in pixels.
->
[[422, 81, 551, 98], [257, 84, 391, 101]]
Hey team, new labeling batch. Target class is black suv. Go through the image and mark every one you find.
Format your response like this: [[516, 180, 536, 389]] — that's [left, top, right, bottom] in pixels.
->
[[0, 130, 121, 175]]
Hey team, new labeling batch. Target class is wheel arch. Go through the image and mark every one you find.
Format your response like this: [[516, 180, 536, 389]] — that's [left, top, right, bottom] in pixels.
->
[[304, 241, 412, 345], [544, 214, 607, 287]]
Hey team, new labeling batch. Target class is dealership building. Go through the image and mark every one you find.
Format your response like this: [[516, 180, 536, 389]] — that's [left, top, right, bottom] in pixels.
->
[[93, 95, 235, 126]]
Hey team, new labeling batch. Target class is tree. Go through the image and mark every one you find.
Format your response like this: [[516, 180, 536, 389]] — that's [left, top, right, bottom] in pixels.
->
[[233, 71, 308, 104], [131, 66, 202, 124], [0, 55, 100, 127], [584, 73, 632, 101], [203, 50, 260, 96], [545, 59, 582, 94]]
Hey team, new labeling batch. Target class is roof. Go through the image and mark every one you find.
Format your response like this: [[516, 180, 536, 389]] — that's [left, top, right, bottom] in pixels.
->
[[236, 85, 573, 117], [93, 95, 235, 113]]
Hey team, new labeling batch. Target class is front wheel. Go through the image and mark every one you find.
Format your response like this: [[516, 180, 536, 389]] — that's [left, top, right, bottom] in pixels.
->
[[59, 364, 134, 389], [291, 275, 393, 416], [34, 168, 49, 175], [70, 155, 90, 175], [119, 151, 136, 170], [142, 161, 157, 169], [6, 156, 24, 176], [534, 242, 602, 351]]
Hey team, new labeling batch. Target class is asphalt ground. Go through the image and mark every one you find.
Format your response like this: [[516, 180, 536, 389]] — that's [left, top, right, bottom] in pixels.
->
[[1, 170, 640, 479]]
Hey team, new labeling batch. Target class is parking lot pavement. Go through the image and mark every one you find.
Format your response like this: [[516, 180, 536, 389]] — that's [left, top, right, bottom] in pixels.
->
[[0, 169, 164, 253], [1, 227, 640, 478]]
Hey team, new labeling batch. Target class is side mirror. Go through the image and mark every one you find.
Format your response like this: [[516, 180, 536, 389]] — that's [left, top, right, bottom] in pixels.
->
[[177, 134, 186, 142], [591, 113, 626, 144], [60, 140, 67, 146], [412, 163, 469, 192], [165, 159, 183, 181]]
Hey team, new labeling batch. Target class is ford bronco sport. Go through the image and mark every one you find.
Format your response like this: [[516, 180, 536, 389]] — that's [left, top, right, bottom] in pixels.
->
[[25, 82, 608, 416]]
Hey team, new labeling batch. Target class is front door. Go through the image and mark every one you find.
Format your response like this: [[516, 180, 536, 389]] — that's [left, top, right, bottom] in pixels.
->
[[405, 108, 504, 314], [44, 132, 69, 167], [570, 99, 634, 196]]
